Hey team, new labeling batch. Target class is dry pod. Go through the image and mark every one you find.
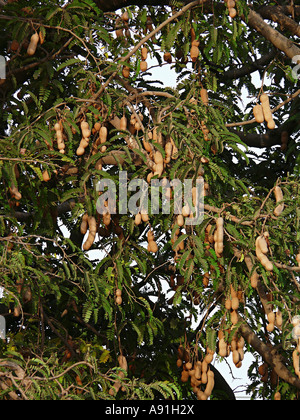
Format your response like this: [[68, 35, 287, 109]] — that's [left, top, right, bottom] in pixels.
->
[[200, 88, 209, 106], [55, 122, 65, 154], [261, 93, 275, 130], [116, 296, 123, 305], [120, 116, 127, 131], [148, 240, 158, 253], [141, 47, 148, 61], [274, 186, 284, 217], [253, 104, 264, 124], [80, 213, 89, 235], [42, 170, 51, 182], [81, 121, 91, 139], [164, 52, 172, 63], [274, 391, 281, 400], [82, 216, 97, 251], [27, 32, 39, 56], [256, 235, 273, 271], [190, 41, 200, 62], [122, 66, 130, 78], [214, 217, 224, 258], [140, 61, 148, 72]]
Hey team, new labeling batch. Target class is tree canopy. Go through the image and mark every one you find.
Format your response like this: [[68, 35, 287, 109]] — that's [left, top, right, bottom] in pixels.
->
[[0, 0, 300, 400]]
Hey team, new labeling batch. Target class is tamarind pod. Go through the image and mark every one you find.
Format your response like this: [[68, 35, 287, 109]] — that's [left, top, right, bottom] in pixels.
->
[[122, 66, 130, 78], [200, 88, 209, 106], [260, 93, 270, 104], [141, 47, 148, 61], [275, 311, 283, 328], [214, 217, 224, 256], [164, 142, 173, 163], [181, 370, 190, 383], [227, 0, 235, 8], [267, 119, 276, 130], [274, 186, 284, 216], [10, 186, 22, 201], [260, 254, 274, 272], [197, 390, 207, 400], [225, 299, 232, 310], [82, 217, 97, 251], [231, 310, 238, 325], [218, 338, 227, 357], [190, 45, 199, 62], [204, 353, 214, 364], [182, 205, 191, 218], [237, 336, 245, 349], [164, 52, 172, 63], [274, 392, 281, 400], [147, 230, 155, 242], [177, 214, 184, 227], [153, 162, 164, 177], [120, 116, 127, 131], [250, 270, 259, 288], [103, 212, 111, 227], [232, 350, 240, 365], [100, 126, 108, 144], [256, 236, 269, 255], [268, 312, 276, 325], [140, 61, 148, 72], [258, 363, 267, 377], [231, 296, 239, 311], [80, 213, 89, 235], [76, 146, 85, 156], [154, 151, 164, 164], [176, 359, 182, 368], [194, 363, 202, 380], [267, 322, 275, 332], [253, 104, 265, 123], [204, 370, 214, 398], [27, 32, 39, 56], [229, 8, 237, 18], [148, 240, 158, 253], [134, 213, 142, 226], [118, 355, 128, 372]]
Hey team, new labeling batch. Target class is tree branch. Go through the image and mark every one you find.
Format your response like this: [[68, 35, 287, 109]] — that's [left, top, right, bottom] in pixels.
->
[[258, 5, 300, 37], [246, 9, 300, 60], [240, 321, 300, 390]]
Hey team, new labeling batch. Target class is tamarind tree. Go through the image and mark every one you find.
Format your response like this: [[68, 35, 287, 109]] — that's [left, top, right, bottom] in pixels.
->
[[0, 0, 300, 400]]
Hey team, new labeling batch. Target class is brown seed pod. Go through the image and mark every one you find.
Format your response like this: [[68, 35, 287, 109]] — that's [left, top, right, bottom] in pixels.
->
[[200, 88, 209, 106], [122, 66, 130, 78], [164, 52, 172, 63], [256, 235, 273, 271], [148, 240, 158, 253], [274, 186, 284, 217], [116, 296, 123, 305], [141, 47, 148, 61], [274, 391, 281, 400], [261, 93, 275, 130], [140, 61, 148, 72], [120, 116, 127, 131], [253, 104, 264, 124], [27, 32, 39, 56], [42, 170, 51, 182], [190, 45, 199, 62], [82, 217, 97, 251]]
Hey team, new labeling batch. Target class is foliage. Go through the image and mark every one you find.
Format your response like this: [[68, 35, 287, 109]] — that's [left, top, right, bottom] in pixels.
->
[[0, 0, 299, 400]]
